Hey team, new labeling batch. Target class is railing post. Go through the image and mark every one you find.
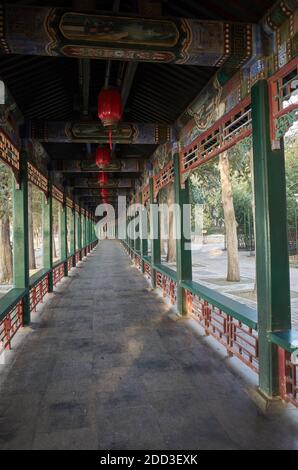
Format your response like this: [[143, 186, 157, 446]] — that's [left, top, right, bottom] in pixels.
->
[[173, 152, 192, 315], [60, 195, 68, 277], [149, 177, 161, 288], [13, 148, 30, 324], [251, 79, 291, 399], [42, 179, 53, 292]]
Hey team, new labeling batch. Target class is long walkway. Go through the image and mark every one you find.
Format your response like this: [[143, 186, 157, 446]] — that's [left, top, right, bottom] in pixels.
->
[[0, 240, 298, 450]]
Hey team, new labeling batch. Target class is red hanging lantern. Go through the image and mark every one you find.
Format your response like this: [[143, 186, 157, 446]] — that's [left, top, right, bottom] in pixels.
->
[[98, 172, 108, 186], [96, 146, 110, 167], [98, 87, 122, 150]]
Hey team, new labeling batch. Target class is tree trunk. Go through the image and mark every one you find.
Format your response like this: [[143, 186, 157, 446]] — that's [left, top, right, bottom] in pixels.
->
[[0, 214, 13, 284], [249, 148, 257, 293], [28, 185, 36, 270], [167, 184, 176, 263], [218, 152, 240, 281]]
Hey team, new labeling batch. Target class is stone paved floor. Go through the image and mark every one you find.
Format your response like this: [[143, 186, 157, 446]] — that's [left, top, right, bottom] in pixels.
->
[[0, 240, 298, 450]]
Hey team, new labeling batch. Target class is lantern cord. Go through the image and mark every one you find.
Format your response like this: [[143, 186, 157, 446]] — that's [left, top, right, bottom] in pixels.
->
[[109, 130, 113, 150]]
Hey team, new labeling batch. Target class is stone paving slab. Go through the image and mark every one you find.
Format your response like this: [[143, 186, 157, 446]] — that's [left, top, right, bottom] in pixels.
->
[[0, 240, 298, 450]]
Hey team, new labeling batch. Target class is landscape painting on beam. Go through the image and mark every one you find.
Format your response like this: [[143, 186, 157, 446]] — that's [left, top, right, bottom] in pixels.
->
[[27, 121, 174, 145], [58, 159, 140, 173], [1, 3, 252, 67]]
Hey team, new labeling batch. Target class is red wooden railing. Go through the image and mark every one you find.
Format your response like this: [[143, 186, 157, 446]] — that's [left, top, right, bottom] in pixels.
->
[[29, 273, 49, 312], [0, 299, 24, 352]]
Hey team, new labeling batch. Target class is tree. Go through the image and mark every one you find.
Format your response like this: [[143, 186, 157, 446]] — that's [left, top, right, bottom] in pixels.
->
[[190, 162, 223, 235], [285, 126, 298, 228], [218, 151, 240, 281], [158, 184, 176, 263], [0, 161, 13, 284]]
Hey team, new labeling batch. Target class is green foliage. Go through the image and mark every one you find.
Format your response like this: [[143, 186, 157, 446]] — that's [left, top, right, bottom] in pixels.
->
[[189, 139, 253, 235], [189, 160, 223, 232], [284, 127, 298, 230]]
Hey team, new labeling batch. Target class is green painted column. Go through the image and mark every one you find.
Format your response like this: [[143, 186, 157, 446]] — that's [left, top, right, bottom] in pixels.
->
[[42, 184, 53, 292], [94, 216, 97, 242], [149, 177, 161, 288], [88, 217, 91, 248], [85, 215, 88, 249], [78, 211, 82, 260], [86, 216, 89, 251], [126, 212, 130, 248], [70, 208, 75, 258], [13, 149, 30, 324], [129, 215, 133, 251], [251, 79, 291, 398], [139, 191, 148, 273], [129, 211, 135, 251], [73, 208, 76, 265], [83, 214, 86, 253], [173, 152, 192, 315], [60, 200, 68, 276]]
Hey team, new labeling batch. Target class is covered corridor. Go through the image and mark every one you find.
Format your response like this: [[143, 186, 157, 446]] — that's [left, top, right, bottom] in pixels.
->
[[0, 240, 298, 450], [0, 0, 298, 452]]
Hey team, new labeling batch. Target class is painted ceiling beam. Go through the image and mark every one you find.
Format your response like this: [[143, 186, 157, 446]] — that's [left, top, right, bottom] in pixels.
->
[[53, 158, 141, 173], [74, 189, 128, 197], [26, 121, 174, 144], [0, 3, 253, 67], [71, 178, 132, 188]]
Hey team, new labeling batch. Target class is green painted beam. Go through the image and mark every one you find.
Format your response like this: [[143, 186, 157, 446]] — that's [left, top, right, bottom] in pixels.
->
[[154, 264, 177, 283], [251, 79, 291, 398], [13, 149, 30, 324], [181, 280, 258, 330], [29, 268, 52, 289], [269, 330, 298, 354], [0, 288, 27, 323], [173, 152, 192, 315]]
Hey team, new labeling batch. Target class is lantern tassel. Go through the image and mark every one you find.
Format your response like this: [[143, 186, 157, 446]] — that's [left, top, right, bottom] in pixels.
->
[[109, 130, 112, 150]]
